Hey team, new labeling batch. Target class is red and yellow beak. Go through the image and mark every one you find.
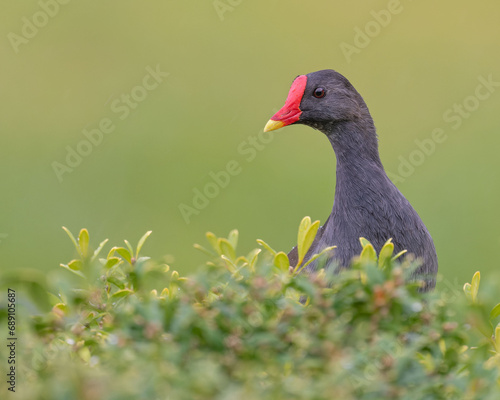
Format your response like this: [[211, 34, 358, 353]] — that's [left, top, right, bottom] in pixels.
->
[[263, 75, 307, 132]]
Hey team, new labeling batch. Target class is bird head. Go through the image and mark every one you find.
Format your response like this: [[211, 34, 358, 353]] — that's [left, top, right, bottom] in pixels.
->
[[264, 70, 367, 134]]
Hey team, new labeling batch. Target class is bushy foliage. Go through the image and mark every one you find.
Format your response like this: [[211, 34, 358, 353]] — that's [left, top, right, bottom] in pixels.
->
[[1, 218, 500, 399]]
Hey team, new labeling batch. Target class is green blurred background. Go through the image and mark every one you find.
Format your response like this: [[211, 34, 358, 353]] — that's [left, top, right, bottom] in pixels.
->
[[1, 0, 499, 287]]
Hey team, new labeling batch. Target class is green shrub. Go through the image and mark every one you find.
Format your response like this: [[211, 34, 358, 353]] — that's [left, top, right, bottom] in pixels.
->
[[1, 218, 500, 399]]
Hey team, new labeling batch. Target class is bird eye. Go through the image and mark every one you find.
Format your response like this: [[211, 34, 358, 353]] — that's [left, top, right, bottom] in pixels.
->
[[313, 87, 326, 98]]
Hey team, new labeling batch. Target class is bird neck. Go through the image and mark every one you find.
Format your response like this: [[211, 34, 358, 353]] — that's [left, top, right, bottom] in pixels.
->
[[328, 117, 381, 164], [325, 118, 389, 195]]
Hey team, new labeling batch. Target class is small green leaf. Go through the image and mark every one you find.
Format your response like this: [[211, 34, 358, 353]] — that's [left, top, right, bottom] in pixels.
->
[[62, 226, 80, 255], [298, 220, 320, 266], [104, 257, 121, 269], [52, 303, 69, 315], [106, 276, 125, 289], [274, 252, 290, 272], [378, 241, 394, 269], [78, 229, 89, 259], [107, 247, 116, 259], [471, 271, 480, 303], [220, 255, 237, 272], [359, 237, 372, 248], [297, 217, 312, 256], [112, 247, 132, 264], [299, 246, 336, 273], [109, 288, 133, 302], [68, 259, 83, 271], [360, 243, 377, 263], [193, 243, 215, 257], [48, 292, 63, 306], [438, 339, 446, 355], [60, 263, 86, 278], [463, 283, 472, 300], [228, 229, 238, 249], [206, 232, 219, 253], [256, 239, 277, 256], [490, 303, 500, 321], [91, 238, 109, 262], [136, 231, 152, 258], [392, 250, 407, 261], [416, 352, 435, 372], [248, 248, 261, 268], [218, 238, 236, 261], [79, 347, 91, 363], [124, 240, 134, 257], [235, 256, 248, 265]]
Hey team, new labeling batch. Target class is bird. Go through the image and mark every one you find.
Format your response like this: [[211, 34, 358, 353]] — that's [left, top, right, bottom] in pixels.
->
[[263, 69, 438, 291]]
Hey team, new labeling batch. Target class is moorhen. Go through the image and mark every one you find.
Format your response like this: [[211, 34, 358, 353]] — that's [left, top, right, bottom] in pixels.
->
[[264, 70, 438, 291]]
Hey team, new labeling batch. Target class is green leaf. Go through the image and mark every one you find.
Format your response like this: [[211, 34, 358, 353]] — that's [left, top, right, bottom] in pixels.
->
[[416, 352, 435, 372], [490, 303, 500, 321], [298, 219, 320, 266], [471, 271, 480, 303], [124, 240, 134, 258], [52, 303, 69, 315], [378, 241, 394, 269], [392, 250, 407, 261], [218, 238, 236, 261], [438, 339, 446, 355], [67, 259, 83, 271], [170, 270, 181, 281], [299, 246, 336, 273], [106, 276, 125, 289], [136, 231, 152, 258], [91, 238, 109, 262], [47, 292, 63, 306], [60, 263, 86, 278], [206, 232, 219, 253], [109, 288, 133, 302], [463, 283, 472, 301], [360, 243, 377, 263], [107, 247, 116, 259], [78, 347, 91, 363], [297, 217, 312, 257], [78, 229, 89, 259], [193, 243, 215, 257], [235, 256, 248, 265], [382, 238, 393, 246], [248, 248, 261, 268], [359, 237, 372, 248], [273, 252, 290, 272], [62, 226, 80, 255], [104, 257, 121, 269], [256, 239, 277, 256], [112, 247, 132, 264], [228, 229, 238, 249], [220, 255, 237, 272]]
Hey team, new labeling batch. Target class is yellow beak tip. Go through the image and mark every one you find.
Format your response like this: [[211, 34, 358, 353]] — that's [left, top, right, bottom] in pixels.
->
[[263, 119, 284, 133]]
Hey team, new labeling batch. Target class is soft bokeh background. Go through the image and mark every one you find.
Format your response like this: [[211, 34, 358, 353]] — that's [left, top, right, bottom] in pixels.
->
[[1, 0, 499, 287]]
